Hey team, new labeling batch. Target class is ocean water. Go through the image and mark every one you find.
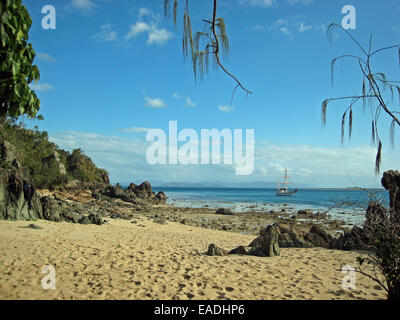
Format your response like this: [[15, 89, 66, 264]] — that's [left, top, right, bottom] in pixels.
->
[[153, 187, 389, 226]]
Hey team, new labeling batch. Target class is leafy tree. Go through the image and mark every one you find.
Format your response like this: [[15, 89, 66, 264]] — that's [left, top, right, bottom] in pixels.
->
[[322, 23, 400, 174], [0, 0, 41, 119], [164, 0, 252, 103]]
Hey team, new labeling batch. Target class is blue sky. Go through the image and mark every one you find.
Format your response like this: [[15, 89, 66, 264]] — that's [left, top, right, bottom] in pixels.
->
[[22, 0, 400, 187]]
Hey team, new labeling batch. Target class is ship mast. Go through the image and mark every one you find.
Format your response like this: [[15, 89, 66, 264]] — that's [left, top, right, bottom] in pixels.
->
[[283, 168, 290, 190]]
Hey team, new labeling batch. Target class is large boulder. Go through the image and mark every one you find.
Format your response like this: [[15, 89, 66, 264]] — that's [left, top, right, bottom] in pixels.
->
[[304, 225, 334, 249], [381, 170, 400, 214], [275, 223, 311, 248], [248, 223, 281, 257], [332, 225, 370, 251], [206, 244, 229, 256], [252, 223, 334, 249], [215, 208, 234, 215], [0, 140, 43, 221]]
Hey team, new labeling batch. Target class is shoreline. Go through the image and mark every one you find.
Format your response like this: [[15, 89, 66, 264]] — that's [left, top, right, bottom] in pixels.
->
[[0, 185, 385, 300]]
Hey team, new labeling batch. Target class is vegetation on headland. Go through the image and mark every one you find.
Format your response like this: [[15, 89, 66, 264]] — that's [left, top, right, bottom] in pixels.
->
[[0, 118, 109, 189]]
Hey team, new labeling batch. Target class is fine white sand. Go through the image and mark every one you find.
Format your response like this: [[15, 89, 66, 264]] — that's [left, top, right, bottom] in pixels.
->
[[0, 218, 385, 300]]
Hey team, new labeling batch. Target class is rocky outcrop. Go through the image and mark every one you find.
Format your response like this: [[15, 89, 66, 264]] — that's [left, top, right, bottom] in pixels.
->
[[98, 181, 167, 205], [229, 246, 249, 255], [206, 244, 229, 256], [248, 223, 281, 257], [248, 223, 335, 250], [0, 140, 43, 221], [332, 226, 369, 251], [40, 195, 104, 225], [275, 223, 312, 248], [305, 225, 334, 249], [0, 139, 104, 225], [381, 170, 400, 214], [215, 208, 234, 215]]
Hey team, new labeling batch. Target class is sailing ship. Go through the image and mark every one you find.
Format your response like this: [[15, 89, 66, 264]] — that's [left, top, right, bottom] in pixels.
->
[[275, 167, 298, 196]]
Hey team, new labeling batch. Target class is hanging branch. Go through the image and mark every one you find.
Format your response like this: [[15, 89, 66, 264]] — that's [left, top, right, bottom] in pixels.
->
[[164, 0, 252, 103], [322, 23, 400, 174]]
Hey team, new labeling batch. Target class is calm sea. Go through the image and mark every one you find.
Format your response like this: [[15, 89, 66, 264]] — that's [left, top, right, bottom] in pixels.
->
[[153, 187, 389, 226]]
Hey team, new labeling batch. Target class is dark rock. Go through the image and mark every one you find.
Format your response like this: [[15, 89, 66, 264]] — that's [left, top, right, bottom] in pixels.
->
[[248, 223, 281, 257], [26, 224, 42, 230], [381, 170, 400, 213], [98, 181, 167, 205], [333, 225, 370, 251], [154, 217, 167, 225], [155, 191, 167, 203], [78, 215, 91, 225], [304, 225, 334, 249], [229, 246, 248, 255], [88, 213, 103, 225], [215, 208, 234, 215], [0, 140, 43, 221], [275, 223, 311, 248], [297, 209, 311, 215], [206, 244, 229, 256]]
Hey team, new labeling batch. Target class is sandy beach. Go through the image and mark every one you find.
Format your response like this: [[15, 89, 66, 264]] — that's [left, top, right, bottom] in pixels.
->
[[0, 217, 385, 300]]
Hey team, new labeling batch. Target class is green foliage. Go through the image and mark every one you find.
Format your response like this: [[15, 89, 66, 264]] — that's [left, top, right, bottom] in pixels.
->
[[0, 0, 41, 119], [66, 148, 109, 184], [0, 119, 109, 188]]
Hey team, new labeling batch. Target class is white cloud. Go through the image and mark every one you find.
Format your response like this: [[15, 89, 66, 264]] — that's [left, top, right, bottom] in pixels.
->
[[121, 127, 152, 133], [246, 24, 266, 32], [298, 22, 312, 32], [147, 27, 173, 45], [69, 0, 97, 14], [269, 16, 322, 37], [48, 130, 399, 188], [239, 0, 276, 8], [185, 97, 196, 107], [144, 97, 167, 108], [125, 8, 173, 46], [126, 22, 150, 39], [280, 27, 291, 36], [240, 0, 314, 6], [30, 83, 55, 92], [91, 24, 118, 42], [173, 93, 180, 99], [218, 105, 234, 113], [286, 0, 314, 5], [138, 8, 152, 19], [37, 53, 56, 63]]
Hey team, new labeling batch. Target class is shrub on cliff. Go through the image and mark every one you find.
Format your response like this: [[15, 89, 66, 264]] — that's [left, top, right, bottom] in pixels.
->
[[67, 148, 109, 184], [0, 119, 109, 188]]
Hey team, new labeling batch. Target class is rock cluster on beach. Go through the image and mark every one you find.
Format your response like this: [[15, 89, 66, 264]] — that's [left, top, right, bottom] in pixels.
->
[[3, 133, 400, 256], [94, 182, 167, 205], [0, 139, 167, 225]]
